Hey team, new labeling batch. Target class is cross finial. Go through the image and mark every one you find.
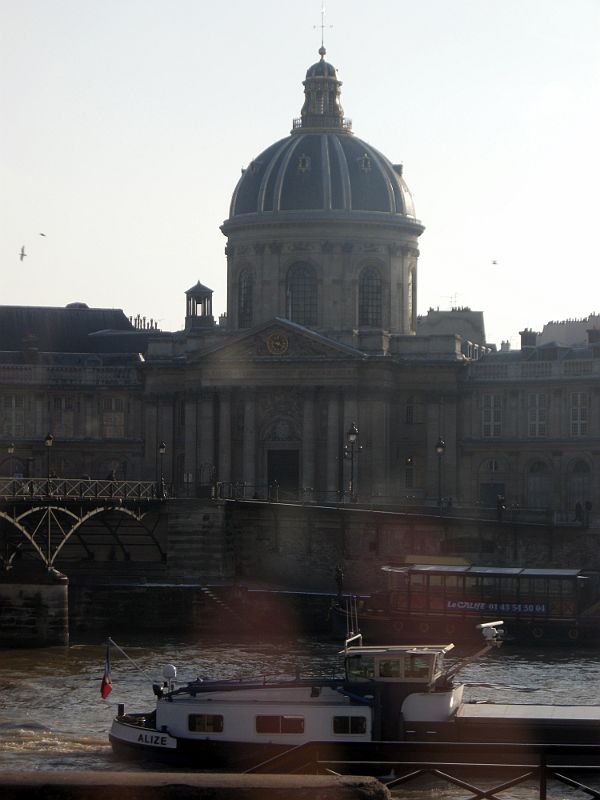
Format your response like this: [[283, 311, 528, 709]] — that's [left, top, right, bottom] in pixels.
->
[[314, 1, 332, 51]]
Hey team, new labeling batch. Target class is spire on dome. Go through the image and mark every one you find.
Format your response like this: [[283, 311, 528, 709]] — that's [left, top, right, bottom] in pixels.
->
[[292, 48, 352, 133]]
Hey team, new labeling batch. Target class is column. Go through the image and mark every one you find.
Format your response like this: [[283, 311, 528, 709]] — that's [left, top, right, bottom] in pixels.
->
[[198, 392, 215, 485], [302, 390, 316, 496], [143, 398, 158, 480], [243, 391, 256, 491], [184, 394, 198, 491], [369, 394, 389, 501], [326, 393, 340, 499], [218, 391, 232, 485]]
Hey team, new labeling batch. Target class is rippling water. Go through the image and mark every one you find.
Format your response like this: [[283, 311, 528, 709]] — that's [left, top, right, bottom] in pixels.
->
[[2, 636, 600, 796]]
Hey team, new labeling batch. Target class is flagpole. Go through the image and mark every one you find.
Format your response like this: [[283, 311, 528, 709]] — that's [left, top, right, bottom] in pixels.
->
[[107, 636, 155, 682]]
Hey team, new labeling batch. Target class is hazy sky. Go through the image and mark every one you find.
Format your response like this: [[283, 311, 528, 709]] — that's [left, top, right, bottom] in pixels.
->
[[2, 1, 599, 347]]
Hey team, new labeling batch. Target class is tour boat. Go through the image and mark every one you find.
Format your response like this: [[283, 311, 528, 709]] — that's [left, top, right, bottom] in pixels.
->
[[330, 564, 600, 646]]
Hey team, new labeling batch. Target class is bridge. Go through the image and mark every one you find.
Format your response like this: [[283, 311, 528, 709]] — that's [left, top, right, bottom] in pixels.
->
[[0, 476, 166, 571]]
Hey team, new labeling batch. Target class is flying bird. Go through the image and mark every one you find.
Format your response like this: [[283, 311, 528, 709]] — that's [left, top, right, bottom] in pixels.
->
[[39, 233, 46, 237], [19, 246, 26, 261]]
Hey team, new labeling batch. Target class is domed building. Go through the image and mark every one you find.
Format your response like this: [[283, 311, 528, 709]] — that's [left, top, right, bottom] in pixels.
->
[[142, 48, 468, 506], [222, 47, 424, 350]]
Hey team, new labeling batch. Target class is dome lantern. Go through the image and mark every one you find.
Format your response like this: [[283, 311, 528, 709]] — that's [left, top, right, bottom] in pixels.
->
[[293, 48, 351, 133]]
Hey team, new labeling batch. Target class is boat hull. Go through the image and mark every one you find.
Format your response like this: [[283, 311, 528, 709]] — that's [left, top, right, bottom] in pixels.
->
[[110, 715, 600, 772]]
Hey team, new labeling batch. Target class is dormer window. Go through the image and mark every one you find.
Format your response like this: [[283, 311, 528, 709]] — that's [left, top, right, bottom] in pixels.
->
[[297, 153, 311, 173], [358, 153, 372, 173]]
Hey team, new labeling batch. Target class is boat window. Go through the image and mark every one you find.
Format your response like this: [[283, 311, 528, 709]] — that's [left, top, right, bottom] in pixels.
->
[[333, 715, 367, 735], [188, 714, 224, 733], [444, 575, 460, 591], [550, 578, 573, 595], [378, 659, 402, 678], [411, 574, 426, 590], [500, 577, 518, 594], [404, 654, 431, 680], [255, 715, 304, 734], [346, 655, 375, 680]]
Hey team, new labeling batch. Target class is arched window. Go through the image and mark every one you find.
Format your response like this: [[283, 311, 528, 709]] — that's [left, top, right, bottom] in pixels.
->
[[238, 270, 254, 328], [358, 267, 382, 327], [287, 263, 317, 326]]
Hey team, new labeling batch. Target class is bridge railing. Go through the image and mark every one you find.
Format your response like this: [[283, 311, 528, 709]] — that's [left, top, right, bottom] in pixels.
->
[[0, 477, 162, 501]]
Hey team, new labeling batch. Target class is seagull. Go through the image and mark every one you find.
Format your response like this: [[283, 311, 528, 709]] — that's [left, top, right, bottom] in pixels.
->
[[19, 246, 26, 261], [39, 233, 46, 237]]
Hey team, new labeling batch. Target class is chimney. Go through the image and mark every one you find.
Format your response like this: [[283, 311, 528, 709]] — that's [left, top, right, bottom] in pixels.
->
[[500, 340, 511, 352], [519, 328, 538, 350]]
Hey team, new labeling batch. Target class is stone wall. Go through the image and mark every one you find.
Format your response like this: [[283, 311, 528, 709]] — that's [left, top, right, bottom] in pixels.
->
[[0, 569, 69, 647], [224, 501, 600, 594]]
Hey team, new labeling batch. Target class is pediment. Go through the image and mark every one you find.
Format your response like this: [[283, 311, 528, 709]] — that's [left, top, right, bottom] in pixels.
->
[[193, 319, 365, 363]]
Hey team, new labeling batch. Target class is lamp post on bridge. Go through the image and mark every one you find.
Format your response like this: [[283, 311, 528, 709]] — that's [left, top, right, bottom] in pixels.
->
[[344, 423, 359, 502], [45, 433, 54, 495], [435, 437, 446, 511], [7, 442, 14, 477], [158, 441, 166, 499]]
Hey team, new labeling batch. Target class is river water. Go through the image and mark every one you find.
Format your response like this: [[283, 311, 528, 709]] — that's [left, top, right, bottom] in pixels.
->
[[1, 635, 600, 796]]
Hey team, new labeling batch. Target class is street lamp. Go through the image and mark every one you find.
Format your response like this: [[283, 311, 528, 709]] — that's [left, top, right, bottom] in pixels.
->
[[44, 433, 54, 498], [345, 423, 359, 502], [158, 441, 166, 498], [7, 442, 14, 477], [435, 437, 446, 510]]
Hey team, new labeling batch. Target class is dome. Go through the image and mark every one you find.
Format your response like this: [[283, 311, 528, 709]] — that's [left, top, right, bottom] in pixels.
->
[[227, 132, 417, 221], [223, 48, 420, 231]]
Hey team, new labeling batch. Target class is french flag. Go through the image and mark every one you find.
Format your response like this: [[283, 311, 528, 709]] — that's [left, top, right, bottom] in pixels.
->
[[101, 642, 112, 699]]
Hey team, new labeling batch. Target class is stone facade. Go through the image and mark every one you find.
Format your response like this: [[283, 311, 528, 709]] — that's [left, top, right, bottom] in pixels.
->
[[2, 50, 600, 526]]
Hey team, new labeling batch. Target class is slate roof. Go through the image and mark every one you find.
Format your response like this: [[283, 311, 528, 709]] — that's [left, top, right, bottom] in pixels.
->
[[0, 305, 135, 353]]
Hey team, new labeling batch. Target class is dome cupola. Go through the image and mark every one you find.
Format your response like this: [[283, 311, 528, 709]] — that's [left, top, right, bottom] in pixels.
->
[[296, 46, 349, 132]]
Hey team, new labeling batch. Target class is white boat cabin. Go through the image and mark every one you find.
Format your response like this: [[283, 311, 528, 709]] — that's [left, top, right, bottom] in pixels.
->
[[342, 642, 454, 687]]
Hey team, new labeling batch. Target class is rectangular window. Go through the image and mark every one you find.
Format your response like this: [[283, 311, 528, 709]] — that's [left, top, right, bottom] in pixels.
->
[[255, 715, 304, 734], [188, 714, 224, 733], [404, 655, 431, 679], [528, 393, 547, 437], [378, 660, 402, 678], [333, 716, 367, 735], [482, 394, 502, 438], [101, 397, 126, 438], [571, 392, 588, 437], [1, 395, 26, 437]]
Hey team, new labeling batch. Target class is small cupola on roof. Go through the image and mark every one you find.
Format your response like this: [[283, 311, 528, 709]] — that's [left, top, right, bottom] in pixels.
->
[[185, 281, 214, 332], [295, 46, 351, 132]]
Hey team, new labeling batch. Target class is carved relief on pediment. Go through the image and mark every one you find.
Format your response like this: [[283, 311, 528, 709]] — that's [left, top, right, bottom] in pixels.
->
[[258, 389, 302, 441]]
